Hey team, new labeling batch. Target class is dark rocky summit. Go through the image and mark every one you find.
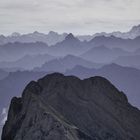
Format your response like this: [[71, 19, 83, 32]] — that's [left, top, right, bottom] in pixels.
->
[[2, 73, 140, 140]]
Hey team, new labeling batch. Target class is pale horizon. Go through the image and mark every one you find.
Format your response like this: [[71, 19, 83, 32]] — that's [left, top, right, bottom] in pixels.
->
[[0, 0, 140, 35], [1, 23, 140, 37]]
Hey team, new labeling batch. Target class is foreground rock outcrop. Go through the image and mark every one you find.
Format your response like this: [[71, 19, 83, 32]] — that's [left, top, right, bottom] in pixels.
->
[[2, 73, 140, 140]]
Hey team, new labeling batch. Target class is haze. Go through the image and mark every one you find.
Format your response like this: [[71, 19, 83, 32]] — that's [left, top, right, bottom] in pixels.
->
[[0, 0, 140, 35]]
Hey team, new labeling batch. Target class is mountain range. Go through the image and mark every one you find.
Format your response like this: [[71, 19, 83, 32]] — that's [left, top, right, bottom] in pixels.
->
[[0, 32, 140, 64], [1, 24, 140, 139], [0, 54, 55, 70], [34, 55, 103, 73], [0, 42, 48, 62], [88, 35, 140, 51], [80, 45, 130, 63], [78, 24, 140, 41], [114, 55, 140, 69], [0, 31, 68, 46], [1, 24, 140, 46], [47, 33, 89, 56]]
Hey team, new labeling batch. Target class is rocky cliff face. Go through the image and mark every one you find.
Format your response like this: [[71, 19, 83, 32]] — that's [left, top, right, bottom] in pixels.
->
[[2, 73, 140, 140]]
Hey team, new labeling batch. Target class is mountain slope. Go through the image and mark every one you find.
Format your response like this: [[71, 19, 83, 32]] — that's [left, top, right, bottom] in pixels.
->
[[66, 64, 140, 108], [2, 73, 140, 140]]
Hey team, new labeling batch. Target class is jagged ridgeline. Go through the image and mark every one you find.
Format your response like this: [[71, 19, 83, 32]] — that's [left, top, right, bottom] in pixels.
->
[[2, 73, 140, 140]]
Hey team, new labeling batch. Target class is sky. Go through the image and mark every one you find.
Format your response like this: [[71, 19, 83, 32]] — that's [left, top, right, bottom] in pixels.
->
[[0, 0, 140, 35]]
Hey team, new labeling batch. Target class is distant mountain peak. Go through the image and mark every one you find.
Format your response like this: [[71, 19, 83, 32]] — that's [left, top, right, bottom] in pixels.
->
[[130, 24, 140, 33], [32, 31, 45, 36], [11, 32, 21, 37], [131, 24, 140, 29], [48, 31, 58, 35], [65, 33, 78, 41], [33, 31, 40, 34]]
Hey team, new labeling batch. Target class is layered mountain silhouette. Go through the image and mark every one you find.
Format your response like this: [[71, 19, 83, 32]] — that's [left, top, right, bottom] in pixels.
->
[[0, 69, 9, 80], [0, 54, 55, 70], [2, 73, 140, 140], [0, 32, 140, 63], [80, 45, 130, 63], [88, 35, 140, 51], [48, 33, 90, 56], [0, 42, 48, 62], [78, 24, 140, 41], [34, 55, 102, 73], [1, 32, 140, 63], [66, 64, 140, 108], [0, 31, 68, 46], [114, 55, 140, 69], [1, 62, 140, 110], [0, 24, 140, 139], [1, 24, 140, 45]]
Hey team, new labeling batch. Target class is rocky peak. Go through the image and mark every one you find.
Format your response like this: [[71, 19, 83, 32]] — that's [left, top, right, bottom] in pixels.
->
[[130, 24, 140, 33], [2, 73, 140, 140], [128, 24, 140, 38], [65, 33, 79, 42]]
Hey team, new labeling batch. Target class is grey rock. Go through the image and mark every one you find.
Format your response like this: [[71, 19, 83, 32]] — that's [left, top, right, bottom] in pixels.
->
[[2, 73, 140, 140]]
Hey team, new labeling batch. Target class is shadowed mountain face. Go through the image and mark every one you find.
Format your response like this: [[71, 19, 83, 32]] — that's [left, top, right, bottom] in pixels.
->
[[65, 64, 140, 108], [2, 73, 140, 140]]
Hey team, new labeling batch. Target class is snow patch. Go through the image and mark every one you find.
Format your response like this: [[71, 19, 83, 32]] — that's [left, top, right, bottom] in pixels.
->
[[1, 107, 7, 125]]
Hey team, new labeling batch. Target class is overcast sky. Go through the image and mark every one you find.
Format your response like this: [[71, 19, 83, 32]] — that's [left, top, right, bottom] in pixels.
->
[[0, 0, 140, 35]]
